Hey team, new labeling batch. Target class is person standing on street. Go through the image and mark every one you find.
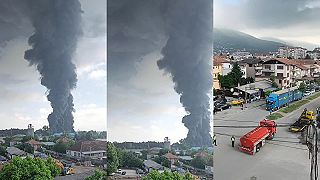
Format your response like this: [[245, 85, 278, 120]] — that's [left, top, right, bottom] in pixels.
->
[[213, 134, 217, 146], [231, 136, 235, 147]]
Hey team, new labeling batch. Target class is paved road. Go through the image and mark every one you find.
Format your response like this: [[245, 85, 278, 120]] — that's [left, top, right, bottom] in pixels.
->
[[54, 166, 96, 180], [213, 97, 320, 180]]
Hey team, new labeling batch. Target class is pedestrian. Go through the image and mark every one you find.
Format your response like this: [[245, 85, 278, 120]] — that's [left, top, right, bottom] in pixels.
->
[[231, 136, 235, 147], [213, 134, 217, 146], [241, 102, 244, 110]]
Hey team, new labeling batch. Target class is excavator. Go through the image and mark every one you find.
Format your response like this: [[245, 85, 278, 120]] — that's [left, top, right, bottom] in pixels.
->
[[55, 159, 76, 176], [289, 108, 315, 132]]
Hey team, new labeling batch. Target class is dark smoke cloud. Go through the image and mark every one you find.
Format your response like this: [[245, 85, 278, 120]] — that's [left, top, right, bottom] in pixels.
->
[[108, 0, 213, 147], [107, 0, 166, 83], [23, 0, 82, 133], [158, 0, 213, 147]]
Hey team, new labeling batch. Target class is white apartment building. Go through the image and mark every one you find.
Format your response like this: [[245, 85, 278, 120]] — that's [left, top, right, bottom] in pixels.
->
[[278, 46, 307, 59], [258, 59, 293, 88]]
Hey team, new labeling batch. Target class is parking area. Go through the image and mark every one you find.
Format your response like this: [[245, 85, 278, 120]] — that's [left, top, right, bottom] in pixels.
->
[[212, 95, 320, 180]]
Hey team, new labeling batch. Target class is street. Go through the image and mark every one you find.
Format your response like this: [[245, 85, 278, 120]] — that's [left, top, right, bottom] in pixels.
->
[[213, 97, 320, 180]]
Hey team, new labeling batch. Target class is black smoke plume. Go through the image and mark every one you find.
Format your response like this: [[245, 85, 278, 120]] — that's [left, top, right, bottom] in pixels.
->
[[158, 0, 213, 147], [24, 0, 82, 133]]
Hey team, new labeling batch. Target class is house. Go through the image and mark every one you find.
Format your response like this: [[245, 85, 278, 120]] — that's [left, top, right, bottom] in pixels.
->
[[41, 141, 55, 147], [194, 151, 210, 158], [238, 58, 264, 78], [256, 58, 294, 88], [163, 153, 179, 165], [6, 147, 27, 159], [213, 56, 229, 90], [26, 139, 42, 151], [143, 159, 164, 173], [66, 140, 106, 159]]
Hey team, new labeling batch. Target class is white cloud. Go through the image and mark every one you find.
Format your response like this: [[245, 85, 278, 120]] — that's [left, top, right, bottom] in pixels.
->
[[74, 104, 106, 131], [88, 69, 106, 80]]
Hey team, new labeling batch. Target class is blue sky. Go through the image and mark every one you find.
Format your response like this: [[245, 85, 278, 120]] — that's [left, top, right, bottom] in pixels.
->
[[0, 0, 106, 131]]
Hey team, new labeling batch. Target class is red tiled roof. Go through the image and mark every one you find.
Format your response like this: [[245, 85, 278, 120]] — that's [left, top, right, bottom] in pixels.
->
[[26, 139, 42, 145], [164, 153, 179, 160], [194, 151, 209, 158], [213, 56, 229, 66], [67, 140, 106, 152]]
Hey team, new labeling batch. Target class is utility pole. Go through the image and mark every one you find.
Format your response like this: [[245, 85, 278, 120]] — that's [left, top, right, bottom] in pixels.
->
[[306, 123, 318, 180]]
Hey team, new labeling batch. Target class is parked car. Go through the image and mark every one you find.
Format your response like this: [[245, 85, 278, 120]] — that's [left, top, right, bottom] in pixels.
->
[[304, 91, 312, 96], [231, 99, 244, 105], [136, 168, 144, 174]]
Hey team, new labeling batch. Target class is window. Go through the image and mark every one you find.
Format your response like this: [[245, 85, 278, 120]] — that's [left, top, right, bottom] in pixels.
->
[[277, 73, 283, 77], [265, 65, 271, 70], [249, 64, 253, 67], [279, 79, 282, 84], [277, 65, 283, 69], [287, 73, 289, 77], [287, 66, 289, 70]]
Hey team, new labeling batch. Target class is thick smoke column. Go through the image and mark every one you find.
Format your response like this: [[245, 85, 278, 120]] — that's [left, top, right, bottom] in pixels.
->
[[24, 0, 82, 133], [158, 0, 213, 147]]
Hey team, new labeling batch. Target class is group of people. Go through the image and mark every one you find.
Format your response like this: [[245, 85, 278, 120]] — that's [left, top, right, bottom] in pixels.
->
[[213, 134, 236, 147]]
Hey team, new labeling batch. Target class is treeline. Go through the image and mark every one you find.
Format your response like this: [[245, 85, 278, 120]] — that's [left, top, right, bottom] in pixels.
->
[[0, 128, 27, 137], [114, 141, 164, 149]]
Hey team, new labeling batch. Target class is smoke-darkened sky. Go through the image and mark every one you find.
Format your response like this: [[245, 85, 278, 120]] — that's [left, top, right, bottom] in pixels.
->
[[215, 0, 320, 49], [0, 0, 106, 131]]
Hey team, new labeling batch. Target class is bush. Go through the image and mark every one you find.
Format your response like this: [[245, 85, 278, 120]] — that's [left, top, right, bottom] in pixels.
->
[[142, 170, 194, 180], [85, 169, 107, 180], [0, 156, 60, 180]]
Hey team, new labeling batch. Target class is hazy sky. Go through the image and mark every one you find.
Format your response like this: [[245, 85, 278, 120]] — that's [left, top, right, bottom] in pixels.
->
[[214, 0, 320, 49], [0, 0, 106, 131]]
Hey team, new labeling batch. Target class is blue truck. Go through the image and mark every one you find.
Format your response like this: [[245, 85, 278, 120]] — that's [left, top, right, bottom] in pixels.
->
[[266, 87, 302, 111]]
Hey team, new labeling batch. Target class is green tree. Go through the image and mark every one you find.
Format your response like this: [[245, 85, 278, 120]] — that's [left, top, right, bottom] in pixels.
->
[[53, 138, 75, 154], [117, 150, 143, 168], [0, 156, 60, 180], [107, 142, 119, 175], [190, 156, 207, 169], [18, 143, 34, 154], [219, 74, 234, 88], [85, 169, 107, 180], [158, 148, 169, 156], [153, 156, 171, 168], [0, 145, 6, 156], [270, 75, 278, 88], [305, 54, 311, 59], [299, 82, 307, 93], [229, 62, 243, 86], [142, 170, 194, 180]]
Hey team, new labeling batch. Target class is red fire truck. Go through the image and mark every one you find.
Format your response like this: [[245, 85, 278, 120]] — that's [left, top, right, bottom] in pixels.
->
[[239, 119, 277, 155]]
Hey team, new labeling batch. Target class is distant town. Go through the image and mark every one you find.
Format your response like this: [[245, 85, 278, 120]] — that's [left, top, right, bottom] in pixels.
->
[[0, 125, 107, 179]]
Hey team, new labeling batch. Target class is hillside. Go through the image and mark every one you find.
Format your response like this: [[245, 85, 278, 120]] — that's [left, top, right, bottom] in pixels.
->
[[213, 28, 286, 54]]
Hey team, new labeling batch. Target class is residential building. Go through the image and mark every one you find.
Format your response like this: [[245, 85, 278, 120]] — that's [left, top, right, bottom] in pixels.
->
[[66, 140, 106, 159], [143, 159, 164, 173], [238, 58, 264, 78], [213, 56, 228, 90], [26, 139, 42, 151], [278, 46, 307, 59], [257, 58, 293, 88], [231, 51, 253, 61], [306, 48, 320, 60], [6, 147, 27, 159], [164, 153, 179, 165]]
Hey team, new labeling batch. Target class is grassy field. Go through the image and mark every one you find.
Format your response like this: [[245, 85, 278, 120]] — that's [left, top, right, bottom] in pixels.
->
[[280, 92, 320, 113], [266, 113, 284, 120]]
